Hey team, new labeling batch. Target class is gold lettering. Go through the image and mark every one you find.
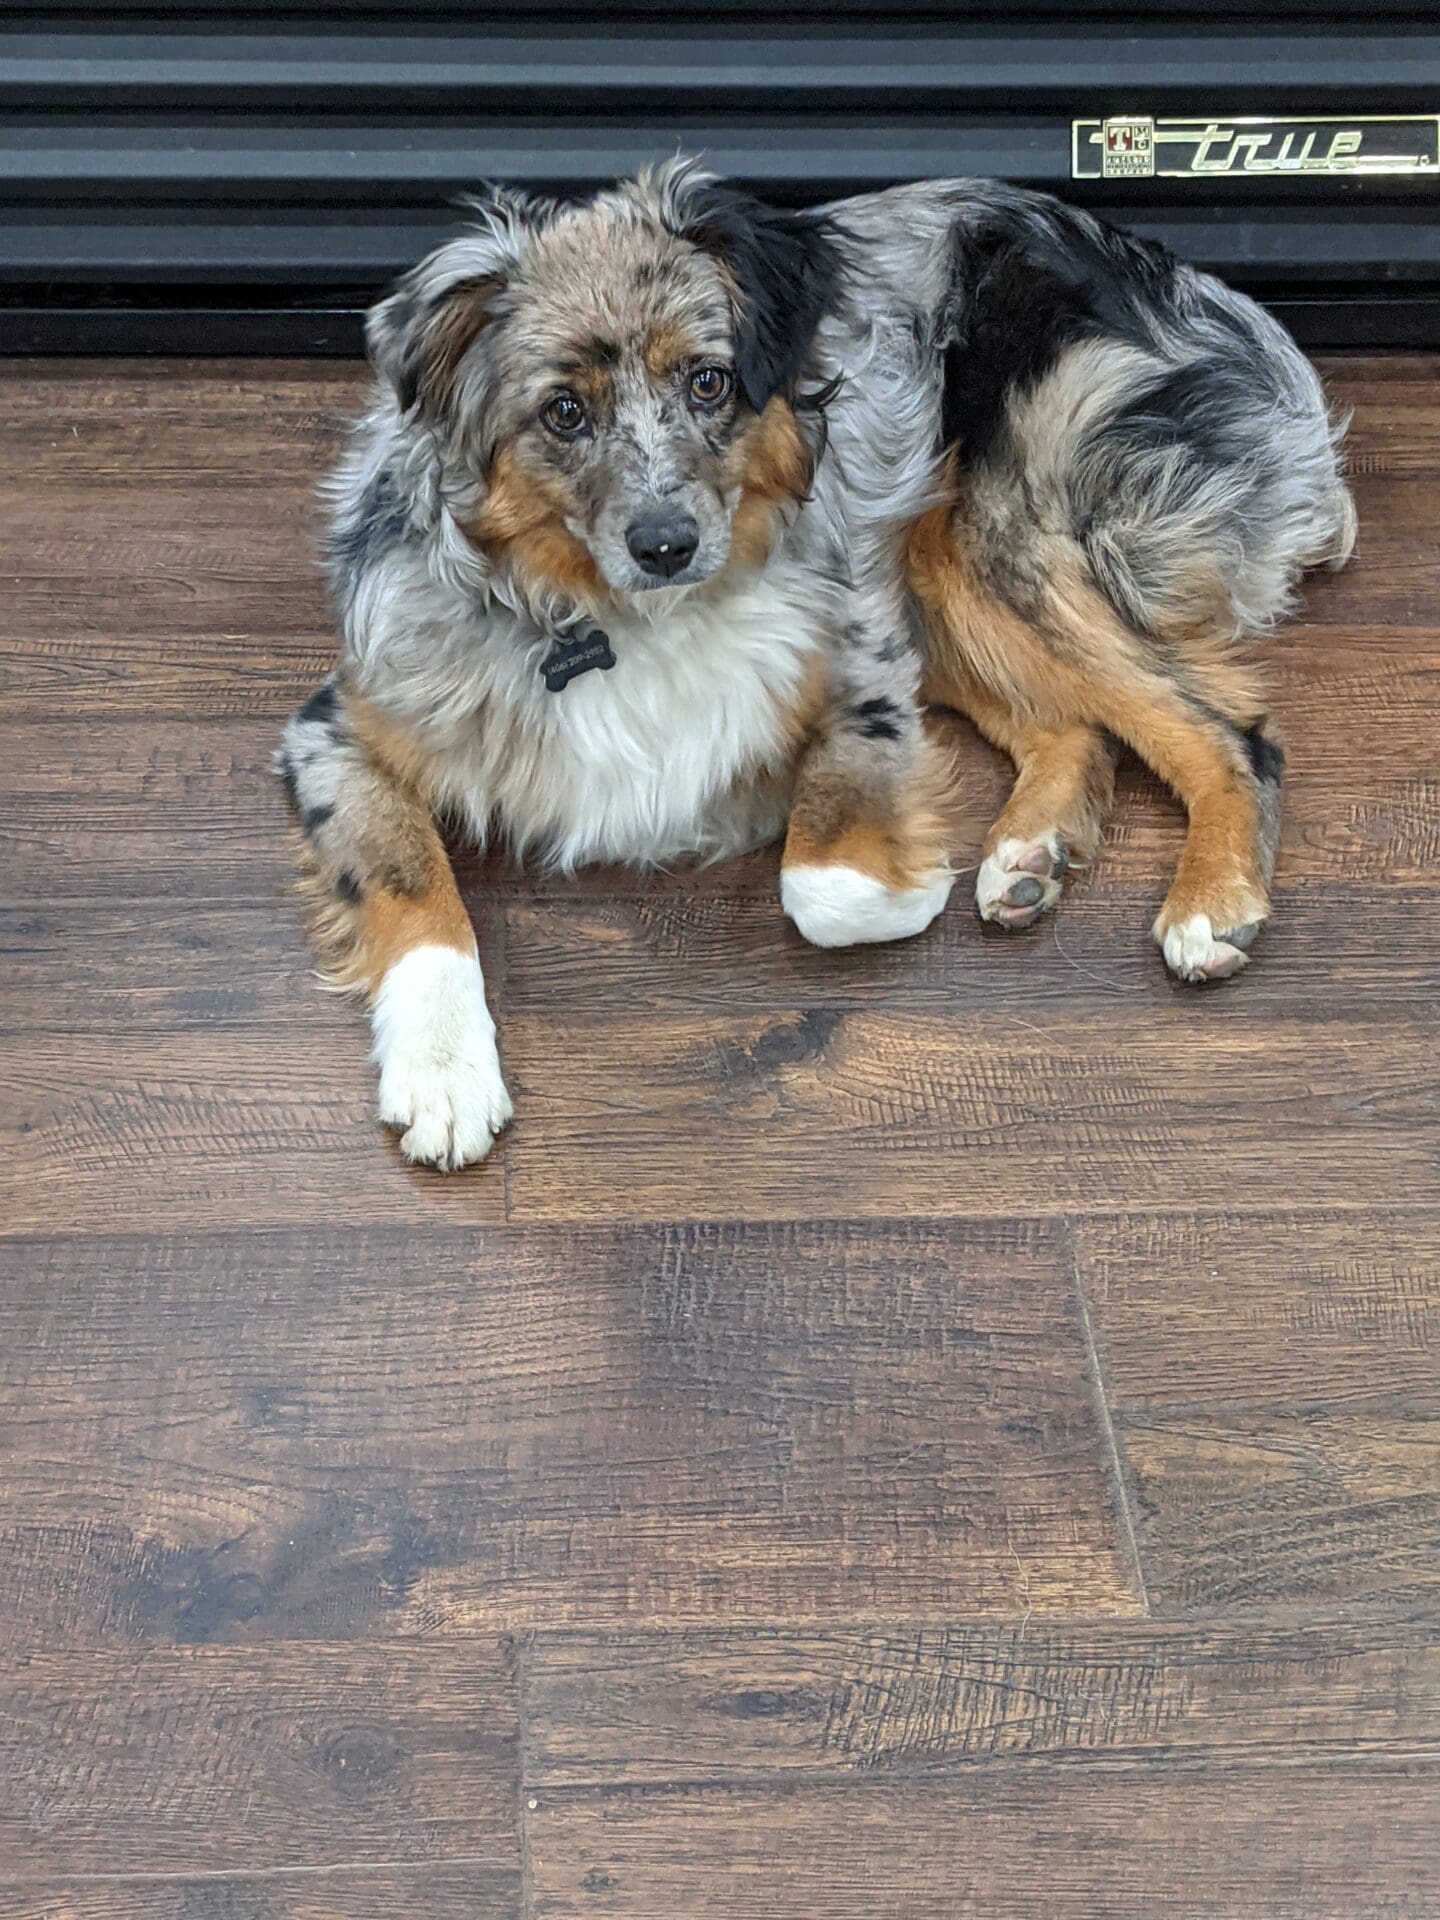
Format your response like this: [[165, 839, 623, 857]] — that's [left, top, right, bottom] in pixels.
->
[[1328, 130, 1364, 169], [1273, 131, 1317, 170], [1187, 123, 1236, 172]]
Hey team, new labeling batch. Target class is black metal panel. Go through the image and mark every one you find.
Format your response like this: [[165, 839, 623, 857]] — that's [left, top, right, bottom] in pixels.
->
[[3, 5, 1438, 353]]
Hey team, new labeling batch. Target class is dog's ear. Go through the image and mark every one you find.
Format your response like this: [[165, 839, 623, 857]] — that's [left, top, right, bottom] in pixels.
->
[[367, 189, 534, 424], [670, 178, 842, 413]]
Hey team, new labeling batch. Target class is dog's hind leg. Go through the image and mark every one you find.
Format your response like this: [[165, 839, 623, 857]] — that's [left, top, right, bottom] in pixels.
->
[[910, 501, 1280, 983], [930, 659, 1116, 929], [277, 679, 511, 1168], [1105, 679, 1284, 983]]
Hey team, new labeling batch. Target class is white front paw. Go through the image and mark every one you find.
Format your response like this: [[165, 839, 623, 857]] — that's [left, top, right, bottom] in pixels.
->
[[371, 945, 513, 1170], [781, 862, 952, 948]]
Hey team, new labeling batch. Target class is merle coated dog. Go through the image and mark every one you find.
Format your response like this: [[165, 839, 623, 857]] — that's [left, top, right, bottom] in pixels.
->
[[280, 160, 1353, 1167]]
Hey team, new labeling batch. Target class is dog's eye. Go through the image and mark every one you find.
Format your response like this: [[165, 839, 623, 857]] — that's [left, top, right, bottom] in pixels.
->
[[542, 392, 588, 438], [687, 365, 733, 410]]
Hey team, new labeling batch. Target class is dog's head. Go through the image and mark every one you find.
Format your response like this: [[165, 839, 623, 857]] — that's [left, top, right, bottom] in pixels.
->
[[367, 161, 842, 605]]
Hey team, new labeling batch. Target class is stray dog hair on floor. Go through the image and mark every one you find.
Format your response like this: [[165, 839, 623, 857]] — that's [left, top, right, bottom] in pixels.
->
[[279, 158, 1354, 1167]]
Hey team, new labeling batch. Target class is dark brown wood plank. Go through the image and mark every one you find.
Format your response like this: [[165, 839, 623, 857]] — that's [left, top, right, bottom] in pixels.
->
[[1, 359, 362, 489], [0, 1222, 1133, 1640], [0, 486, 332, 641], [524, 1764, 1440, 1919], [1077, 1211, 1440, 1412], [1295, 472, 1440, 628], [0, 629, 332, 721], [0, 1029, 508, 1232], [1, 363, 356, 650], [1119, 1411, 1440, 1615], [0, 718, 786, 902], [523, 1614, 1440, 1783], [503, 885, 1439, 1017], [1077, 1213, 1440, 1614], [0, 1866, 520, 1920], [0, 901, 503, 1037], [0, 1644, 518, 1880], [4, 620, 1434, 892], [503, 1009, 1437, 1223], [0, 718, 292, 903]]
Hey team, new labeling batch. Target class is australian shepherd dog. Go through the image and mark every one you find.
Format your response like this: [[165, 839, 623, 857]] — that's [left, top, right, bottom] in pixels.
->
[[279, 159, 1354, 1168]]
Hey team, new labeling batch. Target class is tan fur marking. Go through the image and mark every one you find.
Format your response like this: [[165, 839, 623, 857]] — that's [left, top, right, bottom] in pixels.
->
[[911, 499, 1101, 726], [642, 318, 701, 380], [357, 865, 477, 991], [551, 358, 614, 411], [776, 649, 831, 756], [726, 398, 814, 575], [421, 276, 502, 412], [296, 839, 475, 999], [940, 660, 1115, 864], [471, 446, 606, 604], [783, 731, 955, 893], [345, 690, 435, 796], [291, 689, 475, 996]]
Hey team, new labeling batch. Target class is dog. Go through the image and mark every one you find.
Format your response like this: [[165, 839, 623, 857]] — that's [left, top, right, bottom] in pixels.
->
[[279, 159, 1354, 1169]]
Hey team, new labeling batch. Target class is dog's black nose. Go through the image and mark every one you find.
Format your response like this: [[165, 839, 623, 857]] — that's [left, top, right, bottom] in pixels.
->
[[626, 513, 699, 580]]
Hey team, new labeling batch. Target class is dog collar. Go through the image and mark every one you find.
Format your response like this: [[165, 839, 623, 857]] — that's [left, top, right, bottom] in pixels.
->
[[539, 620, 616, 694]]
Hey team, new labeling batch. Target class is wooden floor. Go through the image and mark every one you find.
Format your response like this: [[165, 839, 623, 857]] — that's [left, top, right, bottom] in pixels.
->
[[1, 355, 1437, 1917]]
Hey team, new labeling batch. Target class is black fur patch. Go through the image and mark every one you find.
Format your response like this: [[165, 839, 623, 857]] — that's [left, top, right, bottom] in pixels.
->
[[298, 682, 339, 729], [328, 469, 408, 583], [1242, 722, 1286, 785], [675, 187, 843, 413], [335, 870, 362, 903], [940, 199, 1182, 465], [301, 803, 334, 835], [848, 695, 904, 742]]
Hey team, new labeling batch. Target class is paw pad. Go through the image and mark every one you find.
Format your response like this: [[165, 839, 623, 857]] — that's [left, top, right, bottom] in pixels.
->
[[976, 834, 1068, 929]]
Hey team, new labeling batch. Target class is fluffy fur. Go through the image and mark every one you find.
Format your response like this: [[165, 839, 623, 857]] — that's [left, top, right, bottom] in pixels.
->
[[279, 159, 1354, 1165]]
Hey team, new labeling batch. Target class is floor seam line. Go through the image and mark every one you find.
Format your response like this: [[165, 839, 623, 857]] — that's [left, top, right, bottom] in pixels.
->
[[1068, 1219, 1151, 1617]]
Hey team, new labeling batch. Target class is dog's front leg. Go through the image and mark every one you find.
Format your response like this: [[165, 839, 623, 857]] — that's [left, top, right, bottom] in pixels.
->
[[278, 680, 512, 1170], [780, 586, 954, 948]]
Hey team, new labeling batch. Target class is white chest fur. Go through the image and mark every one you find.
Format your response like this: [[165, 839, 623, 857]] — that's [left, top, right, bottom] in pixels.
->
[[417, 567, 825, 869]]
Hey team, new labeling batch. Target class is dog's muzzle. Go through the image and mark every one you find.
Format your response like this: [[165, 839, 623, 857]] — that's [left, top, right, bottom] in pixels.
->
[[625, 511, 699, 581]]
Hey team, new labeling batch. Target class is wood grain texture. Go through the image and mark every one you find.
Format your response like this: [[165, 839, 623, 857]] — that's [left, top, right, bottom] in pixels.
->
[[7, 664, 1433, 895], [1119, 1411, 1440, 1615], [503, 886, 1440, 1017], [0, 1867, 520, 1920], [524, 1765, 1440, 1919], [523, 1614, 1440, 1782], [0, 1030, 508, 1231], [0, 359, 362, 490], [502, 1009, 1437, 1222], [1077, 1211, 1440, 1412], [0, 901, 503, 1037], [0, 1644, 518, 1878], [1077, 1213, 1440, 1615], [2, 354, 1438, 1914], [0, 1221, 1132, 1639], [0, 488, 331, 641], [0, 629, 333, 721]]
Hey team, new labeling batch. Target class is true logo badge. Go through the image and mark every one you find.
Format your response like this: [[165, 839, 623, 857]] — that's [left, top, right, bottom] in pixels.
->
[[1100, 117, 1155, 179], [1074, 115, 1440, 182]]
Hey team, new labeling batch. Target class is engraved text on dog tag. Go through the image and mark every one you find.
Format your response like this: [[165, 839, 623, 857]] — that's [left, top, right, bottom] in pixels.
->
[[541, 625, 616, 693]]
